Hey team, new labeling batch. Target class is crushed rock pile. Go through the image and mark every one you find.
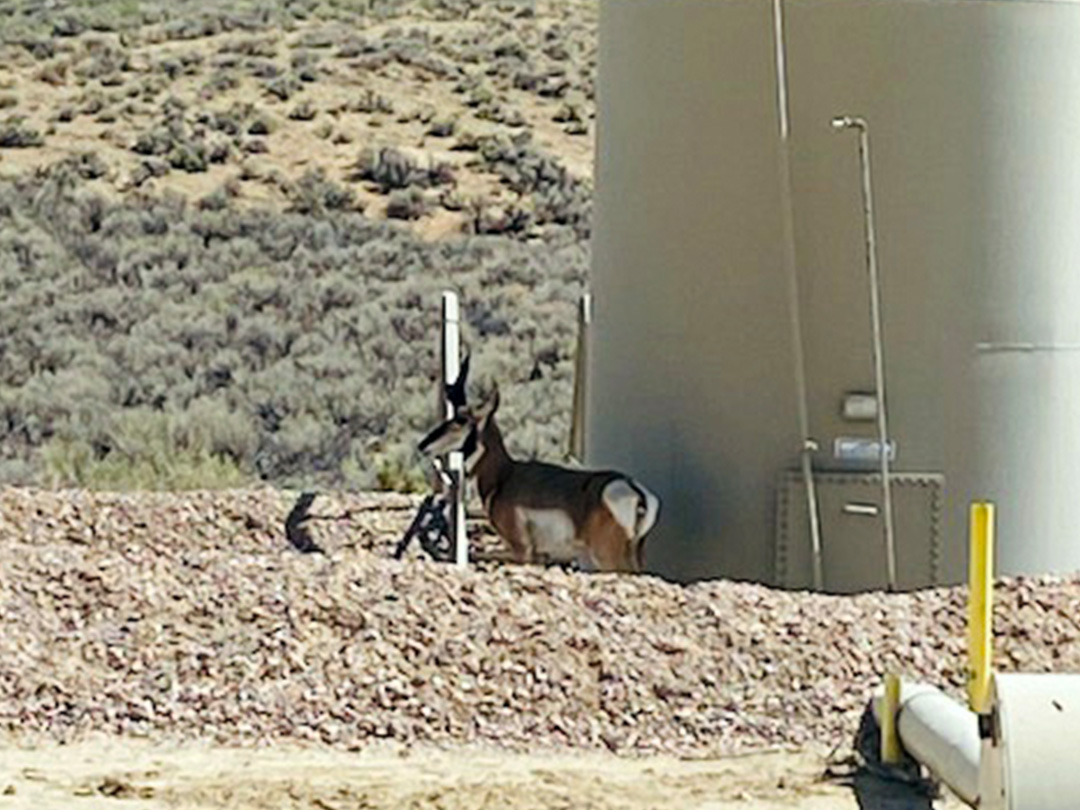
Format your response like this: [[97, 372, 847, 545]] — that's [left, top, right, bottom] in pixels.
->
[[2, 487, 1079, 756]]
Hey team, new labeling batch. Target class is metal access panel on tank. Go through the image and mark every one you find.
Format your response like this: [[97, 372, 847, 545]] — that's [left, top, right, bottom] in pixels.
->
[[775, 472, 943, 593]]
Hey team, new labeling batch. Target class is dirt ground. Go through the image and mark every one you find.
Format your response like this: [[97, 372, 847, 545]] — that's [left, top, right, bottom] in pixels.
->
[[0, 737, 962, 810]]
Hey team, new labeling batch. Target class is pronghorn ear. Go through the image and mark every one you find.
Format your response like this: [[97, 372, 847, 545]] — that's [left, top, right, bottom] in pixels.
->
[[477, 384, 500, 423]]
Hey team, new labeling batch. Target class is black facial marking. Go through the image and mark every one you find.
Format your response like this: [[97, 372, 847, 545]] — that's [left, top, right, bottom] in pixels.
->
[[461, 425, 479, 461], [418, 421, 450, 452]]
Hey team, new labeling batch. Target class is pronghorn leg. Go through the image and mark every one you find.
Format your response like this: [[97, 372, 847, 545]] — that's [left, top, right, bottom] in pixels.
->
[[581, 510, 634, 573], [503, 523, 531, 565], [576, 549, 597, 573], [486, 503, 530, 564], [517, 515, 540, 565]]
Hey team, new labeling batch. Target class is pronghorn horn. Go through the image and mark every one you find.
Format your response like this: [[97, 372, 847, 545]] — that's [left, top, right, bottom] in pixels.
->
[[446, 352, 470, 409]]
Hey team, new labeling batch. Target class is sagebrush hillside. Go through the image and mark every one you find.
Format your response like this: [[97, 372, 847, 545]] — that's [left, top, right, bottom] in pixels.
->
[[0, 0, 598, 490], [0, 0, 595, 236]]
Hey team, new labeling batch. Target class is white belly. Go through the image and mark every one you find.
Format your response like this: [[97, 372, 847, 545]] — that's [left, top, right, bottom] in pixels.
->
[[515, 507, 580, 562]]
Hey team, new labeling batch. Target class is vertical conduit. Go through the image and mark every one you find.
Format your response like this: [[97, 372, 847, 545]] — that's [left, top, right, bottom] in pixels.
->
[[832, 116, 897, 591], [771, 0, 824, 590], [568, 293, 592, 466]]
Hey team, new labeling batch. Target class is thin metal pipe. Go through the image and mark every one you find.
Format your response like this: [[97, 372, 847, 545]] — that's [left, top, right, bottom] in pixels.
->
[[568, 292, 591, 466], [772, 0, 824, 590], [832, 115, 897, 592]]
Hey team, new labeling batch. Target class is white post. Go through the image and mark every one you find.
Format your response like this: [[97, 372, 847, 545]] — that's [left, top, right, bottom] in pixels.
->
[[441, 291, 468, 568]]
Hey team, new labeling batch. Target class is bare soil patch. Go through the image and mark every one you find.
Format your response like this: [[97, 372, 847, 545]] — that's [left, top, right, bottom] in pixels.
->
[[0, 737, 960, 810]]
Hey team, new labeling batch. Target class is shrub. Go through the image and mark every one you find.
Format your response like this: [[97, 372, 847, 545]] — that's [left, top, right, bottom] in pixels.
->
[[351, 147, 454, 193], [53, 14, 88, 38], [285, 169, 357, 215], [130, 159, 171, 187], [0, 119, 44, 148], [248, 116, 274, 135], [385, 188, 427, 220], [426, 116, 456, 137], [0, 156, 588, 490], [218, 35, 279, 58], [62, 152, 109, 180], [349, 89, 394, 115], [264, 75, 301, 101], [133, 127, 176, 156], [201, 70, 240, 97], [374, 453, 428, 493], [168, 143, 209, 173], [288, 100, 317, 121], [41, 412, 250, 491]]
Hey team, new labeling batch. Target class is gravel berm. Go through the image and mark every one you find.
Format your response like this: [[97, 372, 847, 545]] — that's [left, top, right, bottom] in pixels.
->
[[2, 487, 1079, 756]]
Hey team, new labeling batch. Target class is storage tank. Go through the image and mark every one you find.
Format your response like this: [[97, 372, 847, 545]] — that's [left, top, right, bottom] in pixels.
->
[[588, 0, 1080, 590]]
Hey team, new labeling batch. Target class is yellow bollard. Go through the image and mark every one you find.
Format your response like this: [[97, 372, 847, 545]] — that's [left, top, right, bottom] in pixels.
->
[[881, 672, 902, 765], [967, 502, 995, 714]]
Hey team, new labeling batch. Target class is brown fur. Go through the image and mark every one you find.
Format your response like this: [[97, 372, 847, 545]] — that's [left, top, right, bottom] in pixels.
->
[[470, 413, 641, 571], [419, 374, 656, 573]]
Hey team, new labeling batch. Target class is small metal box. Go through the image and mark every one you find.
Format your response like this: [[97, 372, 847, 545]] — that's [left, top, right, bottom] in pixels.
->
[[775, 470, 944, 593]]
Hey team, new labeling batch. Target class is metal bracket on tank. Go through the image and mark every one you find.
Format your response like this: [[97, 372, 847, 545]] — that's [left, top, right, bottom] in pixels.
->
[[976, 342, 1080, 353]]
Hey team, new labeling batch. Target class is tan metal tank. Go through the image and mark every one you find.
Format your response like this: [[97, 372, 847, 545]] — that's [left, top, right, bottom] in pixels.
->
[[589, 0, 1080, 590]]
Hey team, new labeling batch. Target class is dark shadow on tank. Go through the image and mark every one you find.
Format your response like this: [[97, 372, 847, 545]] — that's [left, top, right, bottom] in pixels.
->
[[639, 430, 734, 585]]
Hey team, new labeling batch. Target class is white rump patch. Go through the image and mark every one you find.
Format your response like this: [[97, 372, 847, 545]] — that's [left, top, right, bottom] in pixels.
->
[[602, 479, 640, 538], [603, 478, 661, 540], [516, 507, 578, 561]]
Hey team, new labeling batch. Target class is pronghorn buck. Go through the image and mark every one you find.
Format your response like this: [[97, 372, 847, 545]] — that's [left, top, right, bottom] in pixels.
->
[[417, 361, 661, 573]]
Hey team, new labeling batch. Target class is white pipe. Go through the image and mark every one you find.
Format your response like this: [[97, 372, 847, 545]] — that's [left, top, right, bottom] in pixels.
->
[[981, 673, 1080, 810], [872, 681, 980, 806]]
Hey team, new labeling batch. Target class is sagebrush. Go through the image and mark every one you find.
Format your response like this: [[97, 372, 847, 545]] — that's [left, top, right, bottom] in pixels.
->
[[0, 160, 587, 490]]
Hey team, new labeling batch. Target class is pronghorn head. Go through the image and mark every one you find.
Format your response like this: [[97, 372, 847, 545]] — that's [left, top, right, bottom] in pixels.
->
[[417, 356, 499, 468], [417, 388, 499, 465]]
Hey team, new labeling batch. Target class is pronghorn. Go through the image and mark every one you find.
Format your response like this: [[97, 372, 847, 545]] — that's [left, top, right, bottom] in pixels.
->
[[417, 361, 660, 573]]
